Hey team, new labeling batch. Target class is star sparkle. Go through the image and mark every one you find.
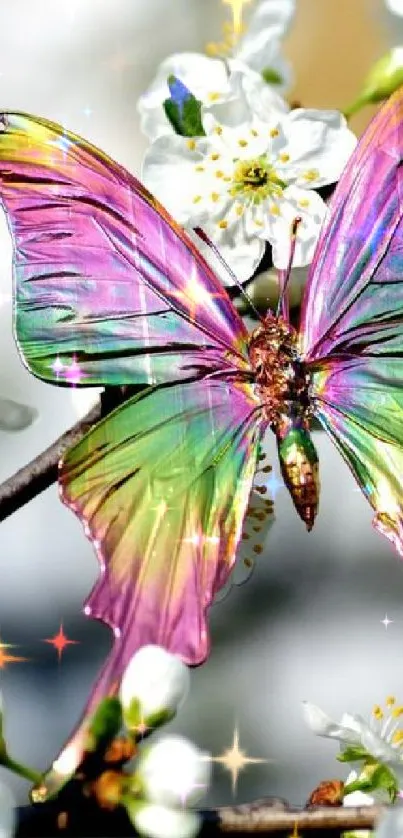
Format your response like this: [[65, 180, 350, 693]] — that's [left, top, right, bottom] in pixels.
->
[[265, 468, 284, 498], [0, 637, 29, 669], [43, 623, 79, 663], [169, 269, 228, 323], [208, 726, 268, 794], [381, 614, 393, 629]]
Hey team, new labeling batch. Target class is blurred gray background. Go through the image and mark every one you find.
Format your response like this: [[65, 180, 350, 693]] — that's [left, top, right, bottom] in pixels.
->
[[0, 0, 402, 809]]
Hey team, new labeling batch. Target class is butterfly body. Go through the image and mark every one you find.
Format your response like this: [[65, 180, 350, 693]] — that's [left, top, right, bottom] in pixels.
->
[[248, 313, 318, 529]]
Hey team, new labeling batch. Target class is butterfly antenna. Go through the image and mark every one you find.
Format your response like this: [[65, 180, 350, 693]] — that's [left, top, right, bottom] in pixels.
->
[[276, 217, 301, 319], [194, 227, 264, 322]]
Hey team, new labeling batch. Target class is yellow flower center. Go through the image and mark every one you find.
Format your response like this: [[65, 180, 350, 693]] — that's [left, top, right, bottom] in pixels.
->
[[229, 156, 287, 204]]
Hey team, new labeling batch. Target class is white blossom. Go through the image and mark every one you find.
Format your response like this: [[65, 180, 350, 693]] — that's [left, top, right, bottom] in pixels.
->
[[129, 802, 201, 838], [134, 735, 211, 809], [303, 698, 403, 786], [120, 645, 190, 729], [385, 0, 403, 15], [142, 101, 356, 278], [137, 0, 294, 141]]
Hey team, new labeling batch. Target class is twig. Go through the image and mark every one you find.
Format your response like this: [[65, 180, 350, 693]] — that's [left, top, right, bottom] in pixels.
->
[[0, 402, 101, 523], [216, 800, 386, 832]]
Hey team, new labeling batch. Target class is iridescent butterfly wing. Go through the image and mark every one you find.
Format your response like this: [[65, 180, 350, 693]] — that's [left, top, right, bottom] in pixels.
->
[[300, 89, 403, 555], [0, 112, 264, 791]]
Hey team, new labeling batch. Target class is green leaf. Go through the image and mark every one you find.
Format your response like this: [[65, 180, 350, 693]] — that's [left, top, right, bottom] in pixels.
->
[[261, 66, 284, 86], [370, 763, 399, 803], [337, 745, 373, 763], [123, 697, 142, 732], [86, 696, 123, 752], [163, 74, 205, 137]]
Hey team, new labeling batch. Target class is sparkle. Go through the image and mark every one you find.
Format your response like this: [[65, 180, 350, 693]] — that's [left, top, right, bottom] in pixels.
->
[[43, 623, 79, 663], [49, 133, 72, 156], [208, 726, 268, 795], [183, 532, 220, 547], [264, 468, 284, 498], [83, 106, 93, 118], [381, 614, 393, 629], [63, 358, 84, 384], [51, 356, 65, 376], [0, 637, 29, 669], [169, 268, 227, 323]]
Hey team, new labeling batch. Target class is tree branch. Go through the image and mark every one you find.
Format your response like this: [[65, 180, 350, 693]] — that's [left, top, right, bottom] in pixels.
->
[[0, 402, 101, 523], [15, 799, 387, 837]]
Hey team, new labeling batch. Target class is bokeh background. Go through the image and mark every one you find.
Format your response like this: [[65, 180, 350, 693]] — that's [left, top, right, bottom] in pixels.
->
[[0, 0, 402, 809]]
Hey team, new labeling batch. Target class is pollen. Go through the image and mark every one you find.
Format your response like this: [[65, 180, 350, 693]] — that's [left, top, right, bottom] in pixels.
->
[[299, 198, 310, 208], [386, 696, 396, 706], [373, 704, 384, 720], [238, 139, 248, 147], [392, 730, 403, 745], [211, 192, 220, 202], [235, 205, 244, 216], [244, 558, 254, 568], [210, 152, 220, 161], [303, 168, 319, 182], [195, 165, 205, 172], [192, 195, 202, 203], [213, 125, 223, 135], [218, 219, 228, 229], [270, 128, 279, 138], [270, 203, 280, 216], [215, 170, 224, 178], [187, 139, 196, 150], [392, 706, 403, 718], [279, 153, 290, 163], [223, 176, 231, 181], [254, 219, 263, 227], [208, 91, 221, 102]]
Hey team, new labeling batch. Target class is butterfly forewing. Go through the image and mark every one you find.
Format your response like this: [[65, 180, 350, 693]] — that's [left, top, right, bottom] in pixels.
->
[[301, 89, 403, 554], [0, 112, 249, 386]]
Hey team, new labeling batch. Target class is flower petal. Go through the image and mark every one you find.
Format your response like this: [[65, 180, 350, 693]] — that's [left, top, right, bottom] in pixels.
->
[[119, 646, 190, 725], [302, 702, 363, 743], [281, 109, 357, 187], [235, 0, 295, 82], [133, 803, 201, 838], [137, 53, 231, 140], [141, 135, 213, 224], [269, 187, 327, 269], [136, 735, 211, 808], [201, 213, 265, 282]]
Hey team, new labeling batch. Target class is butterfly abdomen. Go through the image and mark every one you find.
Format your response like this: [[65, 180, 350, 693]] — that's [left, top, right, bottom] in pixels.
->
[[276, 420, 319, 531]]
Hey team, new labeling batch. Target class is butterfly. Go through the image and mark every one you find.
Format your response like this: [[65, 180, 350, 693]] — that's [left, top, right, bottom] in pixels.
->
[[0, 89, 402, 796]]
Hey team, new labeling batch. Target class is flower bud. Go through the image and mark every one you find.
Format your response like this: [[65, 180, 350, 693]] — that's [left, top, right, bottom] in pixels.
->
[[120, 646, 190, 731], [345, 48, 403, 117], [133, 735, 211, 808], [128, 801, 201, 838]]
